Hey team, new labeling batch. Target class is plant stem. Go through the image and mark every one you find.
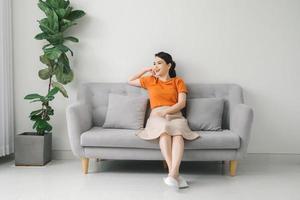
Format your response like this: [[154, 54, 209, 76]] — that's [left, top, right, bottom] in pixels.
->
[[39, 74, 53, 135], [46, 74, 53, 108], [48, 75, 52, 94]]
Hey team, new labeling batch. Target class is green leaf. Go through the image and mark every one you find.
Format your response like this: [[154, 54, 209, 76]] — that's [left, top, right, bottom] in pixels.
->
[[44, 47, 62, 60], [35, 32, 48, 40], [48, 10, 59, 32], [46, 106, 54, 115], [54, 53, 73, 84], [46, 0, 60, 9], [35, 119, 52, 132], [47, 87, 59, 97], [55, 44, 73, 56], [38, 18, 55, 34], [55, 67, 74, 84], [42, 44, 53, 50], [45, 123, 52, 132], [54, 44, 69, 53], [30, 114, 42, 121], [51, 81, 68, 97], [64, 5, 72, 16], [63, 0, 70, 9], [55, 6, 71, 18], [46, 95, 55, 101], [52, 16, 59, 33], [40, 54, 53, 66], [57, 53, 70, 73], [38, 10, 59, 34], [66, 46, 73, 56], [43, 120, 52, 132], [65, 10, 85, 21], [60, 18, 71, 24], [60, 19, 77, 32], [46, 0, 68, 9], [33, 120, 39, 129], [44, 115, 50, 121], [30, 109, 43, 117], [29, 99, 42, 103], [55, 8, 66, 18], [45, 32, 63, 45], [64, 36, 79, 42], [24, 93, 43, 100], [38, 68, 51, 80], [38, 0, 52, 16], [40, 96, 47, 103]]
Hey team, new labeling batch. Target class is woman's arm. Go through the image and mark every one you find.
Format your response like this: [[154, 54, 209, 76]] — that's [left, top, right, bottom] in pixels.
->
[[127, 67, 153, 87], [163, 93, 187, 115]]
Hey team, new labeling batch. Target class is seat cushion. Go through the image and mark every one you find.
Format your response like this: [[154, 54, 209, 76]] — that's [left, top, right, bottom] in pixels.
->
[[80, 127, 240, 149]]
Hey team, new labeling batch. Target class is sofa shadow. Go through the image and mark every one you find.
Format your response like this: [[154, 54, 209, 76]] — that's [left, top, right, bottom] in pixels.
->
[[89, 160, 228, 176]]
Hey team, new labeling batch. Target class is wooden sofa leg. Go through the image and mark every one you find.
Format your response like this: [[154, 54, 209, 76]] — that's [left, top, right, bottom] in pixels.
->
[[229, 160, 237, 176], [81, 157, 89, 174], [162, 160, 168, 169]]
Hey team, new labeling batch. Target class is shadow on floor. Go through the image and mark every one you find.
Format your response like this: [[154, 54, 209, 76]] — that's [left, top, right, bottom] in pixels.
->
[[92, 160, 229, 175]]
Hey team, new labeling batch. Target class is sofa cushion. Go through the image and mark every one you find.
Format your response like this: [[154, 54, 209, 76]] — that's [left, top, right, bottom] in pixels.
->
[[102, 93, 148, 129], [80, 127, 240, 149], [186, 97, 224, 131]]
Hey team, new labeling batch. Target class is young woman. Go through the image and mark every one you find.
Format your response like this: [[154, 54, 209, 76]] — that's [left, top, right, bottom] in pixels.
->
[[127, 52, 201, 189]]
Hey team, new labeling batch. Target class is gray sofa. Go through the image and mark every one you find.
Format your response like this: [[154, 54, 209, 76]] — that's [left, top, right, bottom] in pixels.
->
[[66, 82, 254, 176]]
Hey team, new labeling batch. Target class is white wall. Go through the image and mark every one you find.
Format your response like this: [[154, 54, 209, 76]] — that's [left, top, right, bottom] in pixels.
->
[[12, 0, 300, 154]]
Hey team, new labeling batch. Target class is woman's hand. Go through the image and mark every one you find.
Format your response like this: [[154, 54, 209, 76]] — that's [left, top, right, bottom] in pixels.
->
[[152, 110, 168, 118], [144, 66, 157, 76]]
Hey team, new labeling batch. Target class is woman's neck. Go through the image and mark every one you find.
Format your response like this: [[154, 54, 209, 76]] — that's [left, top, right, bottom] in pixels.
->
[[157, 74, 171, 82]]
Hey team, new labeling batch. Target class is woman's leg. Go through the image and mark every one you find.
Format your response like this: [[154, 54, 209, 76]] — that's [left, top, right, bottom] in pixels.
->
[[159, 132, 172, 171], [169, 135, 184, 180]]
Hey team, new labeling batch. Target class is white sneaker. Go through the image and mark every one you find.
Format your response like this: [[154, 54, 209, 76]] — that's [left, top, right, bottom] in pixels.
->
[[178, 176, 189, 188], [163, 176, 179, 188]]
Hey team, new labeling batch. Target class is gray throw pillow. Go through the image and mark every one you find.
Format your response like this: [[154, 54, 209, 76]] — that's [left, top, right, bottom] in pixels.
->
[[102, 93, 148, 129], [186, 98, 224, 131]]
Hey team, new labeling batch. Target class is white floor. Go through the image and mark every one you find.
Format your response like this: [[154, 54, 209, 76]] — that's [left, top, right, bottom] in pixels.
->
[[0, 154, 299, 200]]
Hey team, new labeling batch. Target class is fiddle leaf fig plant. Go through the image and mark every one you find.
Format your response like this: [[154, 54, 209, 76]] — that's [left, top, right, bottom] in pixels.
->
[[24, 0, 85, 135]]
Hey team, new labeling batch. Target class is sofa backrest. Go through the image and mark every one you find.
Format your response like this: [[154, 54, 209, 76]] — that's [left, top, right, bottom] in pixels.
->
[[77, 82, 244, 129]]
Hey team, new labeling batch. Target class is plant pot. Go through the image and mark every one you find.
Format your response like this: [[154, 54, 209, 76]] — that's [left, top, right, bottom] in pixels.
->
[[14, 132, 52, 166]]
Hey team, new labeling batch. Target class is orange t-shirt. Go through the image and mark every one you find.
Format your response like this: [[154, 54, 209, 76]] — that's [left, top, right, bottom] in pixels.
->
[[139, 75, 188, 109]]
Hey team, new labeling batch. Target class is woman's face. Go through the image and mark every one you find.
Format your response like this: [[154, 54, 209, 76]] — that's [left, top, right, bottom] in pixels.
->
[[153, 56, 171, 77]]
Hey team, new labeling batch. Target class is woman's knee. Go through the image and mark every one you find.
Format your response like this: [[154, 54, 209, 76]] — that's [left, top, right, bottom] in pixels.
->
[[172, 135, 184, 141], [159, 132, 171, 140]]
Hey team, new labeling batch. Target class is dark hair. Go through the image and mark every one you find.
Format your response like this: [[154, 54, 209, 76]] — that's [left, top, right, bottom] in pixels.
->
[[155, 51, 176, 78]]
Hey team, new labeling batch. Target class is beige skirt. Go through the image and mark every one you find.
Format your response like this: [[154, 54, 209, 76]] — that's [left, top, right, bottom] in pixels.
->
[[135, 106, 201, 141]]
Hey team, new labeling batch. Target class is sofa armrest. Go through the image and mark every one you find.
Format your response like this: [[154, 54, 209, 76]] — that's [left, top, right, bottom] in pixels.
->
[[66, 102, 93, 158], [230, 104, 254, 159]]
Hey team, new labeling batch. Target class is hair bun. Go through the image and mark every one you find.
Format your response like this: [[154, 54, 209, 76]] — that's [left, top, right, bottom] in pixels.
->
[[171, 60, 176, 68]]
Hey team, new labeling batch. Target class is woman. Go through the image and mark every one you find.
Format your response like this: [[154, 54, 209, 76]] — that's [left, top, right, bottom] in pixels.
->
[[127, 52, 200, 189]]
